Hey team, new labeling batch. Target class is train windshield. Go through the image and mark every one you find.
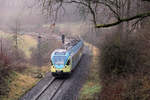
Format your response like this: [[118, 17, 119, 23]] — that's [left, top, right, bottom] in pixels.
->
[[53, 56, 66, 65]]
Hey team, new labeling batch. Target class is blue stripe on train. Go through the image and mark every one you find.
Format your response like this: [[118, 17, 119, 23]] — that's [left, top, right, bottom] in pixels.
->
[[51, 40, 83, 69]]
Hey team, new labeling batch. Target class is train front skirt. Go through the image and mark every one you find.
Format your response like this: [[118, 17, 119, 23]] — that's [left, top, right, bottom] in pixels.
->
[[51, 65, 71, 76]]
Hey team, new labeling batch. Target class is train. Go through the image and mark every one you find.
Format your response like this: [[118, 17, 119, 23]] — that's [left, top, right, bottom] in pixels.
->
[[50, 38, 84, 77]]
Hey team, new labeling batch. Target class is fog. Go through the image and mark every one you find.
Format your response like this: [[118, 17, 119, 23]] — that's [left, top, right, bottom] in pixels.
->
[[0, 0, 89, 35], [0, 0, 43, 31]]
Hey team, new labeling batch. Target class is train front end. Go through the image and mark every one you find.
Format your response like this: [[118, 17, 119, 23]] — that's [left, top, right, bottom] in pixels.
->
[[50, 49, 71, 77]]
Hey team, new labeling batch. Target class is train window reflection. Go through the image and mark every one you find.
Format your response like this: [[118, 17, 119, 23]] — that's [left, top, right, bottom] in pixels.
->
[[55, 52, 66, 55], [53, 56, 65, 65]]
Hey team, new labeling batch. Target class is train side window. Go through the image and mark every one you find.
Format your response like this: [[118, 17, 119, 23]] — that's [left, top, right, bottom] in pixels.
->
[[50, 60, 53, 65], [66, 59, 70, 65]]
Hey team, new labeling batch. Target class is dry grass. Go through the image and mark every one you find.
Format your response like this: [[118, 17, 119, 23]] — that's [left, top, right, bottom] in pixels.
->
[[0, 66, 50, 100], [0, 31, 37, 59], [19, 35, 37, 58], [7, 72, 37, 100], [79, 43, 101, 100], [0, 31, 12, 38], [45, 22, 89, 36], [0, 30, 51, 100]]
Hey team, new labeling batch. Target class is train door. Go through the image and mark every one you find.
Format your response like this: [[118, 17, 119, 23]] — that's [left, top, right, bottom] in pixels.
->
[[66, 57, 72, 70]]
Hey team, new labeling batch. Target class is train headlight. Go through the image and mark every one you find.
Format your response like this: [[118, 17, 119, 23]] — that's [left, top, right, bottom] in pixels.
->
[[51, 65, 55, 68], [63, 65, 71, 72]]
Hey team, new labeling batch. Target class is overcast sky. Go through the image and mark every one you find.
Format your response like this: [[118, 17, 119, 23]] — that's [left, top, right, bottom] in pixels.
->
[[0, 0, 90, 35]]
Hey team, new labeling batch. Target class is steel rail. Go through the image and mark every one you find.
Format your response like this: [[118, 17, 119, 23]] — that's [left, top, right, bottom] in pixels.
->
[[49, 80, 65, 100], [33, 77, 56, 100]]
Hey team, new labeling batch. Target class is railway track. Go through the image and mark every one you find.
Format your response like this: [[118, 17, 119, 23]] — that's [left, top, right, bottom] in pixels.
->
[[20, 76, 66, 100], [35, 78, 65, 100], [20, 53, 89, 100]]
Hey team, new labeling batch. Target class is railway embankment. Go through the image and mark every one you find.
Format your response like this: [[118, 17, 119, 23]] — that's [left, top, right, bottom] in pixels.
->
[[79, 43, 101, 100], [0, 31, 61, 100], [20, 45, 91, 100]]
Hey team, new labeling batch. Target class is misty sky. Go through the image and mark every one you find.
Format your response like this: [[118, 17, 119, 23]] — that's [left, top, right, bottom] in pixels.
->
[[0, 0, 82, 24], [0, 0, 90, 35]]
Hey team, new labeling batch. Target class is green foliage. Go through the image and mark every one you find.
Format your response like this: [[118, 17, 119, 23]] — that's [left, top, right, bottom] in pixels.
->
[[80, 83, 101, 100], [79, 43, 101, 100]]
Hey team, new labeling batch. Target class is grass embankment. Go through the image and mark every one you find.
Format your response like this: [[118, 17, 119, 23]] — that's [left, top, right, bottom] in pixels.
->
[[19, 35, 37, 58], [0, 31, 37, 58], [1, 66, 50, 100], [0, 31, 50, 100], [79, 43, 101, 100]]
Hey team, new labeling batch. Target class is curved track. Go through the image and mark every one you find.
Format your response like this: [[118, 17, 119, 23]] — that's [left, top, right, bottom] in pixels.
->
[[20, 45, 91, 100]]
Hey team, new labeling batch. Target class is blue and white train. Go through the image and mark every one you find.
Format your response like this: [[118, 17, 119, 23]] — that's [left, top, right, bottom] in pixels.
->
[[50, 39, 84, 77]]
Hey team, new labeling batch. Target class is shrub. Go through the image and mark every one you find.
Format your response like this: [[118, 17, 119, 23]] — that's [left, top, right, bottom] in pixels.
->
[[0, 53, 12, 96], [0, 38, 27, 97], [100, 33, 142, 81], [99, 26, 150, 100], [99, 74, 150, 100]]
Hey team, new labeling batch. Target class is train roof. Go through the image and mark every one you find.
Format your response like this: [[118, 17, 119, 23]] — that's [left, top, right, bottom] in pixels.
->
[[64, 39, 81, 50], [51, 38, 83, 59], [53, 49, 66, 53], [51, 49, 69, 59]]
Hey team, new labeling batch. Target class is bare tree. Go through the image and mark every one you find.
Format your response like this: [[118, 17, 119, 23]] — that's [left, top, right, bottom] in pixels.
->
[[37, 33, 42, 67], [0, 36, 3, 54], [10, 17, 22, 58], [39, 0, 150, 28]]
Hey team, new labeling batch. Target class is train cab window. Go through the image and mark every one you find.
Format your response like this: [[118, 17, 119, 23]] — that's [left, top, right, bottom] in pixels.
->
[[55, 52, 66, 55], [66, 59, 70, 65], [53, 56, 65, 65]]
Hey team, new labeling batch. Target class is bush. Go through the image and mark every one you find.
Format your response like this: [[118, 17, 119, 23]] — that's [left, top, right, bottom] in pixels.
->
[[0, 53, 12, 96], [99, 74, 150, 100], [0, 38, 27, 97], [100, 33, 142, 80], [99, 26, 150, 100]]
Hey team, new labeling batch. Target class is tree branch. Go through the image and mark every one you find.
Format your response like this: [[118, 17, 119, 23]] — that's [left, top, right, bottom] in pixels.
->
[[64, 0, 97, 26], [97, 1, 120, 20], [96, 12, 150, 28], [64, 0, 88, 7], [142, 0, 150, 2]]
